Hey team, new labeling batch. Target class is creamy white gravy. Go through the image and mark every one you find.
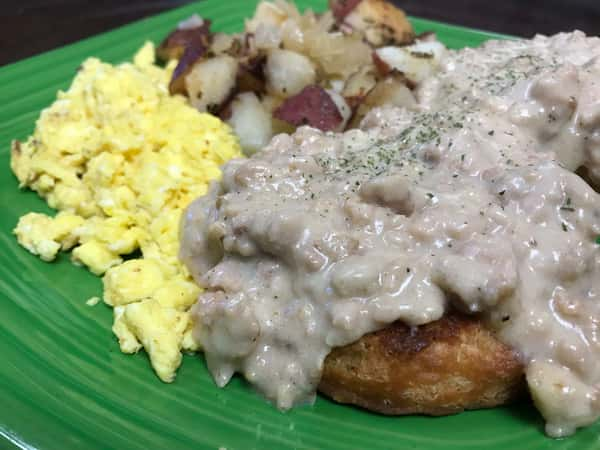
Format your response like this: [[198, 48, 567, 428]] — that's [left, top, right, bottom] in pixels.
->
[[181, 31, 600, 437]]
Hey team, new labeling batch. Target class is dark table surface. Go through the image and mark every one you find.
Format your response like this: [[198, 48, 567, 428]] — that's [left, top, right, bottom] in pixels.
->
[[1, 0, 599, 66]]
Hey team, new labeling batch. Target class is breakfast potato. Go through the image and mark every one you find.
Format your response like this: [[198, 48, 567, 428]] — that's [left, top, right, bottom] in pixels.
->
[[365, 74, 417, 109], [350, 73, 417, 127], [326, 89, 352, 130], [227, 92, 273, 155], [161, 18, 213, 95], [280, 17, 305, 53], [265, 49, 317, 97], [245, 1, 291, 33], [253, 23, 284, 50], [169, 46, 207, 95], [274, 85, 344, 131], [236, 55, 267, 93], [329, 0, 362, 21], [262, 94, 295, 135], [334, 0, 415, 46], [160, 0, 444, 151], [305, 30, 372, 78], [342, 65, 379, 107], [185, 55, 239, 113], [374, 40, 446, 84], [261, 93, 284, 115], [157, 18, 212, 62], [210, 32, 237, 55]]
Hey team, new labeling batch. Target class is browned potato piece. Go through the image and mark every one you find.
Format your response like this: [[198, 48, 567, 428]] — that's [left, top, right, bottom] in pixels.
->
[[262, 95, 295, 136], [185, 55, 239, 114], [265, 49, 317, 97], [342, 65, 378, 107], [363, 74, 416, 107], [157, 19, 211, 62], [349, 73, 416, 128], [237, 55, 267, 93], [319, 312, 525, 415], [245, 1, 290, 33], [329, 0, 362, 21], [210, 33, 237, 55], [344, 0, 414, 46], [374, 41, 446, 84], [227, 92, 273, 155], [168, 46, 207, 95], [305, 31, 372, 79]]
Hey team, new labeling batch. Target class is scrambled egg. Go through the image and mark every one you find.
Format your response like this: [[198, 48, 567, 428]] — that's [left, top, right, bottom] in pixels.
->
[[11, 43, 242, 382]]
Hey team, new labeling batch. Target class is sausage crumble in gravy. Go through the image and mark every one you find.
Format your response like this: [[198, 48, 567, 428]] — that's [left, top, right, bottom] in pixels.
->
[[181, 31, 600, 437]]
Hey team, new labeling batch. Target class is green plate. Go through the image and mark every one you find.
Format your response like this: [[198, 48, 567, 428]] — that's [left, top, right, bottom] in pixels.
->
[[1, 1, 598, 449]]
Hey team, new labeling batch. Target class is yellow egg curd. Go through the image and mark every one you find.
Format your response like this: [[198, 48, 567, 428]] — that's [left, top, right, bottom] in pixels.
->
[[11, 42, 242, 382]]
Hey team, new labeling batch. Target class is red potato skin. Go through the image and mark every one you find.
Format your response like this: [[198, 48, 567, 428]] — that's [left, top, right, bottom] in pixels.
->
[[274, 85, 343, 131], [157, 20, 212, 62], [329, 0, 363, 21], [169, 46, 207, 95], [165, 21, 213, 95]]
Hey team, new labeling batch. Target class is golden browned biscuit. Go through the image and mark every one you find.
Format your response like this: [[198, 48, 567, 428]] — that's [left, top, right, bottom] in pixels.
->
[[319, 313, 525, 415]]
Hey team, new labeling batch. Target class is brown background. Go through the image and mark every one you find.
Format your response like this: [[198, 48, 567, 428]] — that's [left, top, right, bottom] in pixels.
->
[[1, 0, 599, 66]]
